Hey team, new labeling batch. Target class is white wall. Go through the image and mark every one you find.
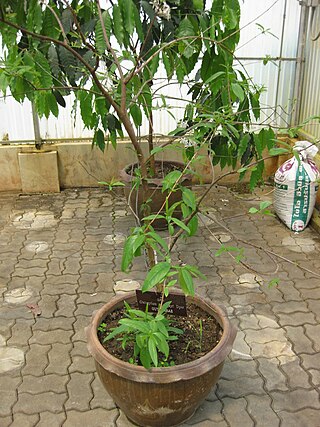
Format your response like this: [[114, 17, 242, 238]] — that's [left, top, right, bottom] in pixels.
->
[[0, 0, 301, 142], [299, 6, 320, 140]]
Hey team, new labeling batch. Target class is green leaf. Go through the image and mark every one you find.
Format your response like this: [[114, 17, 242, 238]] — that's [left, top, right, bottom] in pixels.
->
[[238, 133, 251, 160], [34, 51, 53, 88], [113, 5, 124, 45], [78, 90, 94, 128], [269, 147, 290, 156], [108, 129, 116, 149], [140, 346, 151, 369], [99, 180, 123, 187], [27, 0, 43, 33], [52, 90, 67, 108], [42, 6, 60, 39], [175, 54, 188, 84], [147, 232, 169, 253], [0, 70, 8, 94], [10, 76, 27, 102], [293, 149, 301, 164], [104, 324, 128, 341], [34, 1, 43, 33], [121, 0, 135, 35], [154, 332, 169, 357], [148, 336, 158, 367], [186, 265, 206, 280], [157, 301, 172, 317], [162, 50, 174, 80], [188, 215, 198, 236], [253, 132, 264, 158], [249, 160, 264, 191], [249, 92, 261, 120], [193, 0, 204, 10], [120, 319, 149, 334], [58, 45, 77, 84], [260, 201, 272, 210], [96, 10, 112, 54], [162, 170, 182, 192], [121, 236, 136, 272], [182, 187, 196, 210], [268, 278, 280, 288], [133, 235, 145, 254], [178, 16, 195, 38], [200, 51, 212, 81], [224, 0, 240, 29], [93, 129, 105, 152], [139, 84, 152, 119], [209, 13, 215, 41], [171, 217, 190, 234], [95, 95, 110, 118], [34, 91, 46, 116], [166, 201, 182, 218], [178, 17, 196, 59], [133, 3, 144, 41], [142, 262, 171, 292], [248, 207, 259, 214], [237, 167, 249, 174], [142, 214, 166, 221], [150, 146, 165, 156], [48, 45, 61, 79], [47, 92, 58, 117], [215, 245, 239, 257], [205, 71, 225, 84], [60, 8, 73, 34], [150, 52, 160, 77], [130, 104, 142, 127], [181, 203, 190, 219], [231, 83, 245, 102], [178, 268, 195, 296]]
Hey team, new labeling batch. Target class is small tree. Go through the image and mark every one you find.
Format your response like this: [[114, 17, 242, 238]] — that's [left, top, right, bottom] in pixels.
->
[[0, 0, 278, 367]]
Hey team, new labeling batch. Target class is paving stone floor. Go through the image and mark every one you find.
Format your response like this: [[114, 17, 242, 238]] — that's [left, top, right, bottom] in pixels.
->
[[0, 186, 319, 427]]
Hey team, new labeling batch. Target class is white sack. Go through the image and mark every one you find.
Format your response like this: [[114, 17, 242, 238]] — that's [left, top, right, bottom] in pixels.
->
[[274, 141, 319, 232]]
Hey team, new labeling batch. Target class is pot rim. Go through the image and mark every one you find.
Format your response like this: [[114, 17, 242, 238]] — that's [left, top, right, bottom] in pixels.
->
[[86, 292, 237, 383], [120, 160, 193, 187]]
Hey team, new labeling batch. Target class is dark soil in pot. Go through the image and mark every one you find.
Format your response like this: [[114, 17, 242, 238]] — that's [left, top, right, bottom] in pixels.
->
[[98, 301, 223, 366], [125, 161, 184, 180]]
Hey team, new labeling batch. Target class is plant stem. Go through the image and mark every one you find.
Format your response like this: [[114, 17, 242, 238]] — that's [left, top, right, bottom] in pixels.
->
[[147, 109, 155, 176]]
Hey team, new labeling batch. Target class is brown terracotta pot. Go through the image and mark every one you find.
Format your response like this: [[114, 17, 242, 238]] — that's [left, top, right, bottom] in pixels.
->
[[120, 160, 192, 230], [86, 292, 237, 427]]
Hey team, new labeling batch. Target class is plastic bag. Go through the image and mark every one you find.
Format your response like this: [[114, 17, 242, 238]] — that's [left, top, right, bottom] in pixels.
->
[[274, 141, 319, 232]]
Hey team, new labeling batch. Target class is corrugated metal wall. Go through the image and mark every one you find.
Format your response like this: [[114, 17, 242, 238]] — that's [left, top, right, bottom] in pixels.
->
[[299, 6, 320, 140], [0, 0, 301, 143]]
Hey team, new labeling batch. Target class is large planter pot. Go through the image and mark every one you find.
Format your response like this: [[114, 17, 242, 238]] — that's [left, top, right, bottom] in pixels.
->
[[86, 292, 237, 427], [120, 160, 192, 230]]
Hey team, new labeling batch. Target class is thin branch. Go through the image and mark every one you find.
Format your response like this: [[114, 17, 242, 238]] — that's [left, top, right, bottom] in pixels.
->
[[211, 209, 320, 279], [199, 212, 279, 276]]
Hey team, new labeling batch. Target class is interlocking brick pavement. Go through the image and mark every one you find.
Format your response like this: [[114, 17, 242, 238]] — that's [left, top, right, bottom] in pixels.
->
[[0, 187, 320, 426]]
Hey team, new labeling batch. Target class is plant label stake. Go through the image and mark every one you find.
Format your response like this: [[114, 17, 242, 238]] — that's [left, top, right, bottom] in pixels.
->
[[136, 290, 187, 316]]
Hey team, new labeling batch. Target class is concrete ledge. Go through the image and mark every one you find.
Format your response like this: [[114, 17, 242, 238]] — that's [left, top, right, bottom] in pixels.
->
[[1, 138, 319, 199], [18, 151, 60, 193], [0, 140, 213, 192]]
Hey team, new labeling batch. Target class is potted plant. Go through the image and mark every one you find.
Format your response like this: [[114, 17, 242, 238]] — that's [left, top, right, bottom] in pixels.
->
[[0, 1, 277, 426]]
